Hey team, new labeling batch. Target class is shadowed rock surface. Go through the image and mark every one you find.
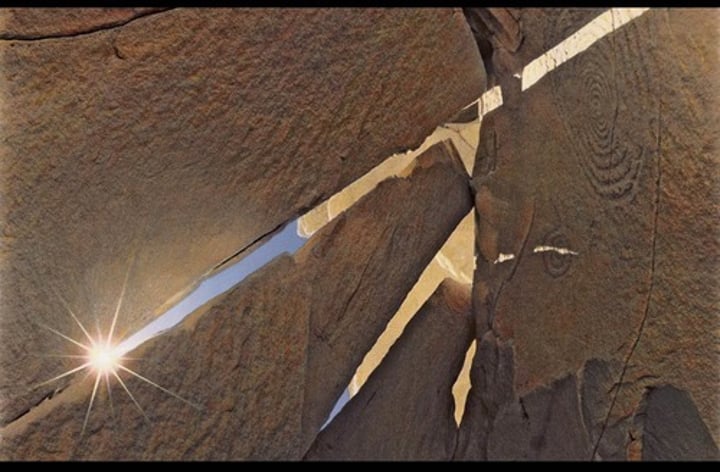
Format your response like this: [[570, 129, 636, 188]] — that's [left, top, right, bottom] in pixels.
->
[[635, 385, 720, 461], [0, 142, 472, 460], [0, 8, 485, 425], [305, 279, 474, 461], [460, 8, 719, 460]]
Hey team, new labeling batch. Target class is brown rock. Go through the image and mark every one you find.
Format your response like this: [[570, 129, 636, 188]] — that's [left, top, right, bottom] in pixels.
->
[[464, 8, 719, 460], [0, 8, 485, 424], [305, 279, 474, 461], [633, 385, 720, 461], [0, 141, 472, 459], [0, 8, 167, 39], [464, 8, 604, 88]]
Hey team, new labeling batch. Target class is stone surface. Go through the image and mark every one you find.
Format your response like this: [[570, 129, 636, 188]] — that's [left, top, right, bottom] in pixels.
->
[[298, 107, 482, 420], [0, 8, 485, 425], [305, 279, 473, 461], [0, 8, 166, 39], [0, 141, 473, 459], [464, 8, 604, 88], [634, 385, 720, 461], [462, 8, 719, 460]]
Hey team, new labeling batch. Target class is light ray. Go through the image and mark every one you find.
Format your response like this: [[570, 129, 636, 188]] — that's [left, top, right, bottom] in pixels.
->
[[37, 322, 91, 351], [108, 254, 135, 345], [117, 365, 201, 411], [48, 285, 95, 347], [31, 353, 89, 359], [112, 370, 150, 423], [105, 372, 115, 419], [81, 373, 102, 437], [31, 362, 92, 389]]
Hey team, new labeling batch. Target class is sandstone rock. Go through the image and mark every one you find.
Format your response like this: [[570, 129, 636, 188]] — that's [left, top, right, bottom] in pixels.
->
[[0, 8, 166, 39], [463, 8, 719, 460], [464, 8, 604, 88], [305, 279, 473, 461], [0, 141, 472, 459], [634, 385, 720, 461], [0, 8, 485, 425]]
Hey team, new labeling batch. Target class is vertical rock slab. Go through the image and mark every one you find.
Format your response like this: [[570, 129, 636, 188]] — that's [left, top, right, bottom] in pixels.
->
[[462, 8, 719, 460], [463, 8, 604, 87], [0, 141, 472, 459], [305, 279, 474, 461], [0, 8, 486, 424], [298, 142, 472, 440]]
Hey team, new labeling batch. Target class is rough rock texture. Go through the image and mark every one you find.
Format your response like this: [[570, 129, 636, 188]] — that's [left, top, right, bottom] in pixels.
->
[[0, 8, 485, 425], [0, 142, 473, 460], [463, 8, 604, 88], [297, 114, 480, 416], [0, 8, 167, 39], [460, 8, 719, 460], [305, 279, 474, 461], [298, 142, 472, 441], [634, 385, 719, 461]]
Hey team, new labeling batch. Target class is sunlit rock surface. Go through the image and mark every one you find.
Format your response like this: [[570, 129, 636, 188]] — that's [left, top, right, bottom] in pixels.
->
[[0, 7, 485, 425], [458, 8, 719, 460], [305, 279, 473, 461], [0, 142, 472, 460]]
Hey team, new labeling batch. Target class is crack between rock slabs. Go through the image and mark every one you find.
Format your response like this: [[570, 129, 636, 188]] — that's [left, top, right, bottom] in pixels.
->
[[0, 8, 174, 41], [211, 220, 289, 273], [591, 104, 662, 460]]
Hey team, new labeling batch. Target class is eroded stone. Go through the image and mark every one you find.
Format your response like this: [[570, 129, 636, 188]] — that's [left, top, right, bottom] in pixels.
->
[[464, 8, 719, 460], [305, 279, 473, 461], [0, 8, 485, 424], [0, 141, 473, 460]]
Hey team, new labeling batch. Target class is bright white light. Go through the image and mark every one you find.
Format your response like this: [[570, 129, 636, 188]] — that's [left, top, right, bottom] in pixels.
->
[[88, 344, 120, 375], [35, 254, 199, 438]]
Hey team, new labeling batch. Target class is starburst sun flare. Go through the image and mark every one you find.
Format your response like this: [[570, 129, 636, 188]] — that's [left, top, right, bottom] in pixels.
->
[[33, 258, 200, 438]]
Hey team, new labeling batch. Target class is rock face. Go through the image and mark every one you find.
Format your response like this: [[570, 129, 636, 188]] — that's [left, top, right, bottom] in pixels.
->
[[0, 8, 166, 39], [0, 142, 473, 460], [460, 8, 719, 460], [463, 8, 604, 87], [305, 279, 474, 461], [635, 385, 719, 461], [0, 8, 485, 425]]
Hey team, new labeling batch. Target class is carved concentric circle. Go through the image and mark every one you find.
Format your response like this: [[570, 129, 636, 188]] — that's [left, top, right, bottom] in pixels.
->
[[550, 11, 645, 201], [542, 230, 573, 278]]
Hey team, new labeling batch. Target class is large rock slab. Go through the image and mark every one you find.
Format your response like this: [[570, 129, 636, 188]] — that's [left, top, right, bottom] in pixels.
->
[[0, 8, 485, 424], [305, 279, 474, 461], [0, 141, 473, 459], [461, 8, 719, 460]]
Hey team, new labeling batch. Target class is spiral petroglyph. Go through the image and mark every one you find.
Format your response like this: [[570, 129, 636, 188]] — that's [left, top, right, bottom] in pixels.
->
[[549, 11, 645, 201]]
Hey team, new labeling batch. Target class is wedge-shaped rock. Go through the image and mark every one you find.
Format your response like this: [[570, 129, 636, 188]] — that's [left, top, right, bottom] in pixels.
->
[[463, 8, 719, 460], [0, 141, 472, 460], [305, 279, 473, 461], [0, 8, 485, 424]]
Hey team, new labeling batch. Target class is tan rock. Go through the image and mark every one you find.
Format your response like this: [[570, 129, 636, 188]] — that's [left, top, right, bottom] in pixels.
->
[[305, 279, 473, 461], [461, 8, 719, 460], [0, 141, 473, 459], [0, 8, 485, 424]]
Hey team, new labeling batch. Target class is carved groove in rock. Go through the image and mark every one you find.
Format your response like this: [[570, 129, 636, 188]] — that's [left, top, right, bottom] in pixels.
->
[[549, 15, 646, 201], [540, 229, 573, 278]]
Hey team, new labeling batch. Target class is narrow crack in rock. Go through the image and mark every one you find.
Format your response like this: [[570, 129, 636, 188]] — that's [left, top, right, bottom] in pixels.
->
[[591, 104, 662, 460], [0, 9, 174, 41]]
